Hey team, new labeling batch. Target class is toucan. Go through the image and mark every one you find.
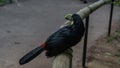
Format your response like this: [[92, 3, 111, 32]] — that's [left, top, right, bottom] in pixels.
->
[[19, 14, 85, 65]]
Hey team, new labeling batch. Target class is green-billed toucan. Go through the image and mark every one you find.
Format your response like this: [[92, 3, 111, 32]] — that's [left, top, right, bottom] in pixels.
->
[[19, 14, 85, 65]]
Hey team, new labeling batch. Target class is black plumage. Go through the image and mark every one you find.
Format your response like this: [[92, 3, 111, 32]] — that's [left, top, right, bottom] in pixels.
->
[[45, 14, 85, 57], [19, 14, 85, 65]]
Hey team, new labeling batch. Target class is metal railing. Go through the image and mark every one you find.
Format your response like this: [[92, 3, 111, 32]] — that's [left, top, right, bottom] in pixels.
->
[[82, 0, 114, 67], [52, 0, 115, 68]]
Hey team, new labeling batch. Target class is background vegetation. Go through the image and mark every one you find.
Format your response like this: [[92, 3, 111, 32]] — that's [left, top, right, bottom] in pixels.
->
[[0, 0, 10, 5], [114, 0, 120, 6]]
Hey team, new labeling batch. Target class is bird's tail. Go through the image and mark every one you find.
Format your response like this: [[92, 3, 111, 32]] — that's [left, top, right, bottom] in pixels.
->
[[19, 46, 44, 65]]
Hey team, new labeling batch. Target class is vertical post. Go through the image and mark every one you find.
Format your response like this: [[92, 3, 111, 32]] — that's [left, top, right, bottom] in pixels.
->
[[82, 16, 90, 68], [108, 0, 114, 36], [52, 49, 73, 68]]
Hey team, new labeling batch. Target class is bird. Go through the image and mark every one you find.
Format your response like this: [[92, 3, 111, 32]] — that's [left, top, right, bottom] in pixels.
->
[[19, 14, 85, 65]]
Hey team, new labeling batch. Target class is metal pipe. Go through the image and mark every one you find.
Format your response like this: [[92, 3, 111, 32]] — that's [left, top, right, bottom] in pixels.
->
[[82, 16, 90, 68], [108, 0, 114, 36]]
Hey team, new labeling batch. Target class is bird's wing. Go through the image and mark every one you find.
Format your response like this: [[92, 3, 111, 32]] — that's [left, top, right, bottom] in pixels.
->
[[45, 26, 74, 49]]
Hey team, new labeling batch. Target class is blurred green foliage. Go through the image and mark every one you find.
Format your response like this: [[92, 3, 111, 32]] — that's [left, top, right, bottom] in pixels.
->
[[113, 0, 120, 6], [0, 0, 10, 5]]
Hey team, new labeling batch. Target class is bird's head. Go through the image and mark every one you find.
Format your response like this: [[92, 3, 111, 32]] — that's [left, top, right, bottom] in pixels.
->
[[71, 14, 81, 21], [65, 13, 81, 20], [64, 14, 81, 25]]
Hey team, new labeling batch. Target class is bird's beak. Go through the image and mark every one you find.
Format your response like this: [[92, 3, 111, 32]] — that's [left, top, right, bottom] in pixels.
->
[[64, 14, 73, 21], [64, 14, 73, 25]]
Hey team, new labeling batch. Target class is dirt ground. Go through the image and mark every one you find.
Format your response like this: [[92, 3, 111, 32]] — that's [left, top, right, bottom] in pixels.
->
[[87, 23, 120, 68], [0, 0, 120, 68]]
